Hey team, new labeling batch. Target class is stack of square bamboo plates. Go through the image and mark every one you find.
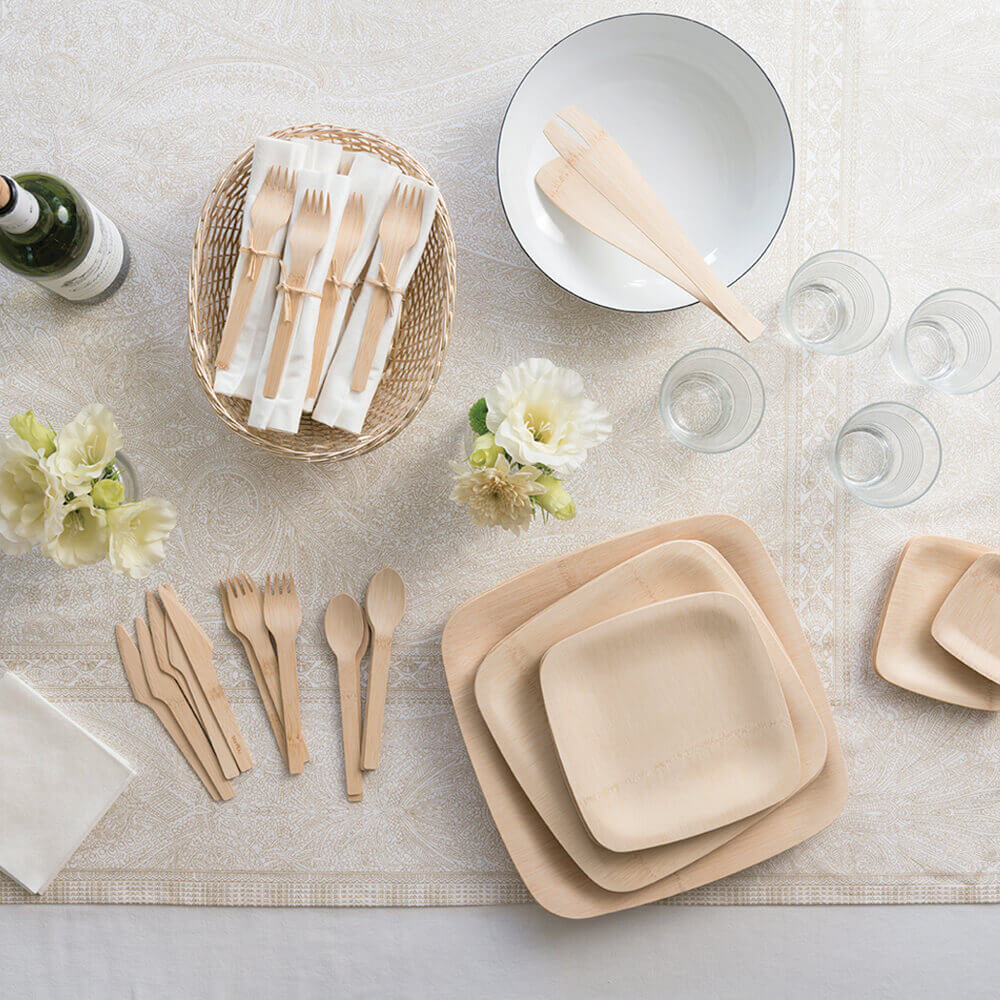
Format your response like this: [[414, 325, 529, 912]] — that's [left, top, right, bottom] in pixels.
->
[[442, 516, 848, 918]]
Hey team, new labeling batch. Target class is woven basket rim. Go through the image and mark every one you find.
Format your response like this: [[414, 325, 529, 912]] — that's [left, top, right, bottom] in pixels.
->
[[188, 123, 456, 462]]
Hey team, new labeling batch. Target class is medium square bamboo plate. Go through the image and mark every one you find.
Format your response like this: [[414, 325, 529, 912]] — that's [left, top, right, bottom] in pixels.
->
[[442, 516, 847, 918], [539, 593, 801, 853], [873, 536, 1000, 711], [931, 554, 1000, 685], [473, 540, 826, 893]]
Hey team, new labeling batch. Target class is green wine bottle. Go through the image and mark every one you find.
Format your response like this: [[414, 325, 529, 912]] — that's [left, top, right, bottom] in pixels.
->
[[0, 172, 130, 303]]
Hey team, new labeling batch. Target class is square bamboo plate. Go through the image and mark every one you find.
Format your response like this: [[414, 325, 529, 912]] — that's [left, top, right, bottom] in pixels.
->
[[932, 554, 1000, 684], [442, 515, 848, 918], [473, 540, 827, 893], [539, 593, 801, 853], [873, 536, 1000, 711]]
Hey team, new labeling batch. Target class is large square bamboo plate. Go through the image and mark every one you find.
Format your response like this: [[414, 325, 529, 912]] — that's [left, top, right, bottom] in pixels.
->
[[442, 515, 847, 918], [473, 540, 826, 892], [540, 593, 801, 853], [931, 554, 1000, 684], [873, 536, 1000, 711]]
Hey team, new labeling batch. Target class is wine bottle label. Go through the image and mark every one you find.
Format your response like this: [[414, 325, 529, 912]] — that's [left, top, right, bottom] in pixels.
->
[[31, 199, 126, 301], [0, 181, 41, 234]]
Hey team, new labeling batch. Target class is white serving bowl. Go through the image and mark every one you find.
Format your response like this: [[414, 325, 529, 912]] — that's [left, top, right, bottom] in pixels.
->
[[497, 14, 794, 312]]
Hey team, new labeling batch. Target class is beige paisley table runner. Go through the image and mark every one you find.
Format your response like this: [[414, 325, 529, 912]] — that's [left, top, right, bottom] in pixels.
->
[[1, 0, 998, 905]]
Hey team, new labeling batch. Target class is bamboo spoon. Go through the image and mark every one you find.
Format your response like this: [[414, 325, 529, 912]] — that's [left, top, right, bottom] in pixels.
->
[[360, 569, 406, 771], [543, 106, 765, 342], [263, 189, 333, 398], [216, 164, 297, 370], [116, 625, 230, 801], [158, 585, 252, 773], [324, 594, 368, 800], [221, 582, 288, 767], [133, 618, 233, 798], [308, 192, 365, 400], [262, 573, 308, 774]]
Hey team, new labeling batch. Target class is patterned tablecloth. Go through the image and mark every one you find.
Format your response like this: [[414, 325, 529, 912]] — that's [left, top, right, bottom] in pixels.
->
[[1, 0, 998, 906]]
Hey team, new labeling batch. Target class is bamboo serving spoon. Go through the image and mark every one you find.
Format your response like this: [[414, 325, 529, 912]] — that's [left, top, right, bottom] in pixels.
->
[[324, 594, 368, 800], [360, 569, 406, 771]]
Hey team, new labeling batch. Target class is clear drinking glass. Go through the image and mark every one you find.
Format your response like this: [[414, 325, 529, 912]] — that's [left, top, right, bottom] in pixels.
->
[[659, 348, 765, 453], [780, 250, 891, 354], [889, 289, 1000, 394], [828, 402, 941, 507]]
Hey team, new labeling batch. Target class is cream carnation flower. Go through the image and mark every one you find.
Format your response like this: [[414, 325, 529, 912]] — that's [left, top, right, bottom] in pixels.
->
[[43, 495, 108, 568], [0, 435, 65, 554], [485, 358, 611, 474], [51, 404, 124, 492], [451, 454, 545, 534], [106, 498, 177, 579]]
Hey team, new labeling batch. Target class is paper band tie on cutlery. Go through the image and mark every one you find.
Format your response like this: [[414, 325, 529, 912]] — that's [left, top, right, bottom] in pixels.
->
[[362, 264, 407, 316], [276, 264, 323, 318], [312, 178, 439, 433], [238, 242, 282, 279], [213, 137, 314, 400]]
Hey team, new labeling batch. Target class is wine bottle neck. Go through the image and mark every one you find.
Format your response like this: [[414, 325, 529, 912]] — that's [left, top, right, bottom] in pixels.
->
[[0, 177, 42, 235]]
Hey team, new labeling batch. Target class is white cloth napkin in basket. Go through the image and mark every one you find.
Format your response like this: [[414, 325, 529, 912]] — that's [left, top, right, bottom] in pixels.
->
[[312, 177, 439, 434], [0, 672, 134, 894], [302, 152, 402, 414], [247, 144, 349, 432]]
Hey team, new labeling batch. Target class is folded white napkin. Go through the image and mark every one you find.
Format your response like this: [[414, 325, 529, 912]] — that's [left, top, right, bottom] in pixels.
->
[[247, 145, 350, 432], [213, 137, 311, 400], [0, 672, 134, 894], [302, 152, 402, 413], [312, 178, 439, 433]]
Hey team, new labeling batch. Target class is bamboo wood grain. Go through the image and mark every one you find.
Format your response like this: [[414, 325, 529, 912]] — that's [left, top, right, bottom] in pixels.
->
[[872, 536, 1000, 710], [474, 538, 826, 893], [145, 592, 197, 716], [221, 583, 288, 767], [360, 568, 405, 770], [115, 625, 227, 801], [441, 515, 847, 918], [133, 618, 235, 800], [162, 610, 240, 780], [262, 574, 307, 774], [158, 585, 253, 773], [324, 594, 367, 799], [544, 107, 765, 342], [932, 554, 1000, 683]]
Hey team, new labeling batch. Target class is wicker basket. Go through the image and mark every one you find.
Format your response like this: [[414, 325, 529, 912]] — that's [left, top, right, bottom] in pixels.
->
[[188, 124, 456, 462]]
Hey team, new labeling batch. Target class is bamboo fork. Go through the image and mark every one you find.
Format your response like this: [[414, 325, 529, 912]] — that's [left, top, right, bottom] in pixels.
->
[[221, 581, 288, 767], [262, 573, 308, 774], [263, 190, 332, 399], [216, 164, 296, 370], [307, 192, 365, 400], [350, 185, 423, 392], [543, 106, 765, 342]]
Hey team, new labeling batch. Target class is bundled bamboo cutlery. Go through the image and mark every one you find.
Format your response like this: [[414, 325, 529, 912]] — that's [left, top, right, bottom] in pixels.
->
[[324, 569, 406, 800], [536, 106, 764, 342], [211, 135, 438, 436]]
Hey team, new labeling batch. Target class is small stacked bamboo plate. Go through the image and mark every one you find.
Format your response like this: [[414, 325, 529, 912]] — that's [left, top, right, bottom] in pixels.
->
[[188, 124, 457, 462], [442, 515, 848, 918]]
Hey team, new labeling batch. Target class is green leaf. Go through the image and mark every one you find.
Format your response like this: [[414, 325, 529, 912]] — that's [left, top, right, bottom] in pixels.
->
[[468, 397, 489, 436]]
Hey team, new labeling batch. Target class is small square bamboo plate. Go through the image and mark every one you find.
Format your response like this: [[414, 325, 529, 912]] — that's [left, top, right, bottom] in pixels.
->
[[873, 536, 1000, 711], [539, 593, 800, 853], [931, 553, 1000, 685], [442, 515, 847, 918]]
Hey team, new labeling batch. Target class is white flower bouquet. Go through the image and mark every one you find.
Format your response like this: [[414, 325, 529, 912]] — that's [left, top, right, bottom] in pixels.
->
[[0, 405, 176, 579], [451, 358, 611, 533]]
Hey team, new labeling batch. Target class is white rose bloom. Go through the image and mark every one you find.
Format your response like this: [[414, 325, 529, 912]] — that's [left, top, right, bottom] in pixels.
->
[[42, 495, 108, 568], [106, 498, 177, 579], [485, 358, 612, 474], [51, 404, 124, 493], [0, 435, 65, 554]]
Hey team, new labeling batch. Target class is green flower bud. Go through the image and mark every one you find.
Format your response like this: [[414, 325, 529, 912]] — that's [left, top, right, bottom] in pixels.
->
[[91, 478, 125, 510], [469, 432, 503, 468], [535, 474, 576, 520], [10, 411, 56, 456]]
